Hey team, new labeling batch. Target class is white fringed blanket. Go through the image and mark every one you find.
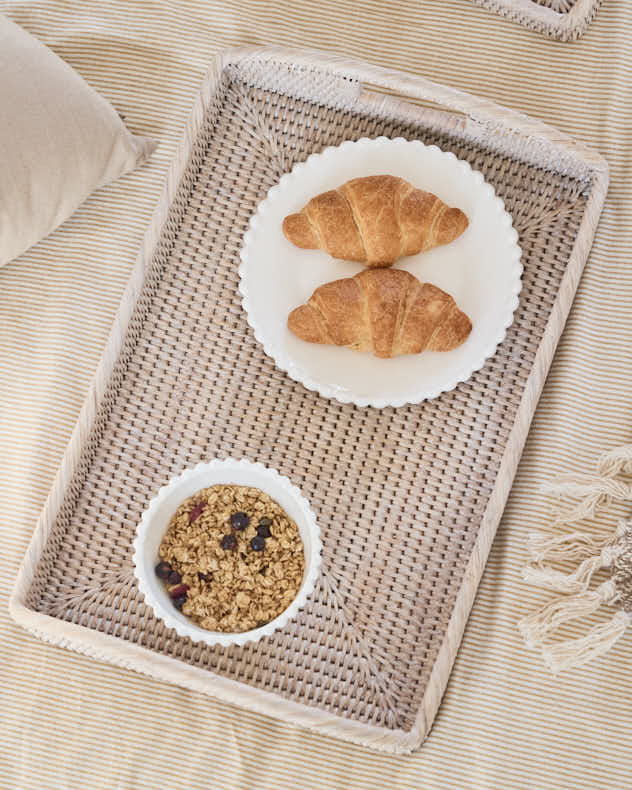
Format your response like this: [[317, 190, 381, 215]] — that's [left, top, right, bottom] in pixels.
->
[[520, 445, 632, 671]]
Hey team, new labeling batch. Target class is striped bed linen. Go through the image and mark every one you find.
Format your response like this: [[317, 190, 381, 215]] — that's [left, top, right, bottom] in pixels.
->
[[0, 1, 630, 787]]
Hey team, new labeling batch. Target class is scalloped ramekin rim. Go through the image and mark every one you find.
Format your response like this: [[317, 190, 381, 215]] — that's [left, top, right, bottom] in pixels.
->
[[238, 136, 523, 409], [132, 458, 322, 647]]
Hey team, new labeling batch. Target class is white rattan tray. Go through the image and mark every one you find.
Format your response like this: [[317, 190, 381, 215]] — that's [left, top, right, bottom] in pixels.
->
[[10, 47, 608, 753], [469, 0, 603, 40]]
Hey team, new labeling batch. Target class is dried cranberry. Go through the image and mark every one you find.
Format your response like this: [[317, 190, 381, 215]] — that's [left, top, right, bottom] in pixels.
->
[[221, 534, 237, 551], [257, 523, 272, 538], [230, 512, 250, 531], [169, 584, 189, 599], [155, 561, 172, 579], [189, 501, 206, 523], [198, 572, 211, 583], [167, 570, 182, 585]]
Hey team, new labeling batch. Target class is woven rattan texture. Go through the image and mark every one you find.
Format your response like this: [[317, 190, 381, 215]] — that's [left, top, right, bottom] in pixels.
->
[[26, 74, 588, 733], [532, 0, 577, 10]]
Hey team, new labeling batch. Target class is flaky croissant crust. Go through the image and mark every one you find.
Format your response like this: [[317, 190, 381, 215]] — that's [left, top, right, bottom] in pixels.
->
[[288, 268, 472, 358], [283, 175, 468, 267]]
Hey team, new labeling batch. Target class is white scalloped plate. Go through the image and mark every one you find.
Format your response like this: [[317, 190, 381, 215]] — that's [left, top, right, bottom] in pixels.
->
[[239, 137, 522, 408], [132, 459, 322, 647]]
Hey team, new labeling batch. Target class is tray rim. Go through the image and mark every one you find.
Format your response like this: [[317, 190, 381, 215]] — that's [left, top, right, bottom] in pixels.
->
[[9, 45, 609, 754], [468, 0, 603, 41]]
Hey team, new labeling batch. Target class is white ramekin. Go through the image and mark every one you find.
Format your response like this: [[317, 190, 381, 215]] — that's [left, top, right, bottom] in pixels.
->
[[132, 458, 322, 647]]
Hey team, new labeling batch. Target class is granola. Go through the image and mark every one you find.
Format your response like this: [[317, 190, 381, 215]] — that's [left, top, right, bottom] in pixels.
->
[[157, 484, 305, 632]]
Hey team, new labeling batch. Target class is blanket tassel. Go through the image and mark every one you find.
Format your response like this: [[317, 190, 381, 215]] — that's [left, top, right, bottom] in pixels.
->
[[541, 611, 631, 673]]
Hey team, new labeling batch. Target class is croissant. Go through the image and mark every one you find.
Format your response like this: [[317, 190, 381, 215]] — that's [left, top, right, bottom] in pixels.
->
[[288, 269, 472, 358], [282, 175, 468, 268]]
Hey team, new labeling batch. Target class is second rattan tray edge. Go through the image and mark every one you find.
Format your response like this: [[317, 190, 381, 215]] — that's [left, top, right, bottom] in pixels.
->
[[469, 0, 603, 41]]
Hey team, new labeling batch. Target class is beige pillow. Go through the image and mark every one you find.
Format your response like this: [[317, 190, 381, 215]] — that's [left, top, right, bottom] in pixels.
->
[[0, 16, 155, 266]]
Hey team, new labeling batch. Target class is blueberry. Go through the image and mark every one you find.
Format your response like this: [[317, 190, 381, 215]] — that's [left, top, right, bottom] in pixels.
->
[[221, 534, 238, 551], [173, 596, 187, 610], [257, 523, 272, 538], [250, 536, 265, 552], [230, 512, 250, 531], [167, 570, 182, 585], [155, 562, 172, 579]]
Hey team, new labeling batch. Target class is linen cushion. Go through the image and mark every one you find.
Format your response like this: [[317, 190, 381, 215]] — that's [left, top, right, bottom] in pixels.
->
[[0, 15, 154, 266]]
